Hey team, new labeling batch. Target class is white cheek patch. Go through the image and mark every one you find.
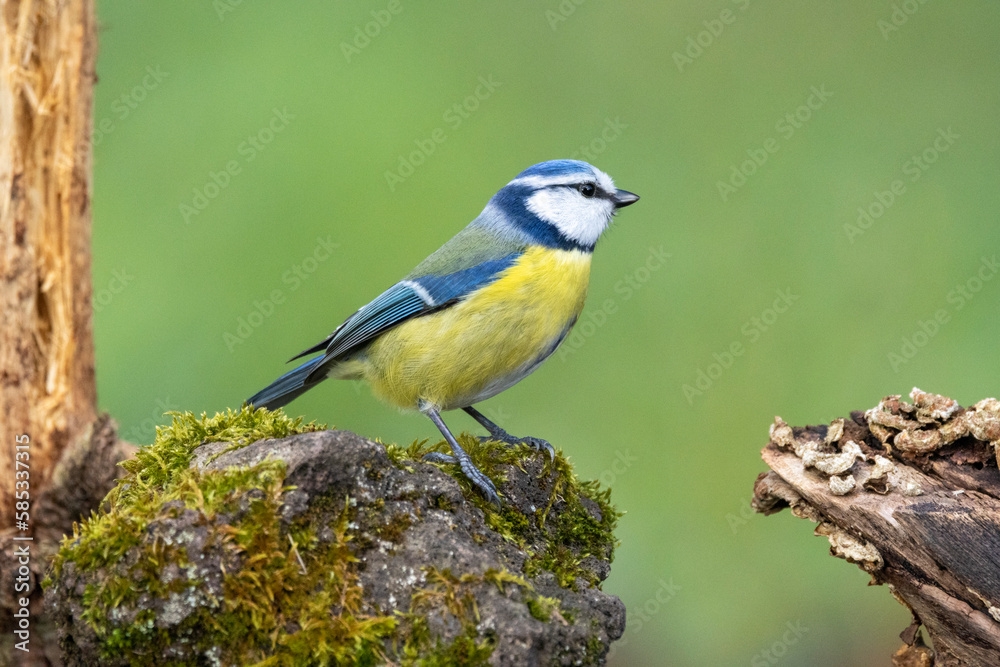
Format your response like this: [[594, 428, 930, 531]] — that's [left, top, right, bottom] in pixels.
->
[[526, 188, 614, 247]]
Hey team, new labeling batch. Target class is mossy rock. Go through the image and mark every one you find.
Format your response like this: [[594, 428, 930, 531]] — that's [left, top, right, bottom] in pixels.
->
[[44, 408, 624, 665]]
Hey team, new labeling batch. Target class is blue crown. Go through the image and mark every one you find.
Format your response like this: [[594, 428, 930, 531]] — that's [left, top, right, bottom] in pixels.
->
[[514, 159, 593, 180]]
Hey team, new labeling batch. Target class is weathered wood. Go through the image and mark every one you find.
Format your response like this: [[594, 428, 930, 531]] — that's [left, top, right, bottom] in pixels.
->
[[0, 4, 138, 664], [0, 0, 97, 529], [753, 389, 1000, 666]]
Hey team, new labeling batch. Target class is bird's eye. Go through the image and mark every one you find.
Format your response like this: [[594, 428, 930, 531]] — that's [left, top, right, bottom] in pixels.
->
[[578, 183, 597, 198]]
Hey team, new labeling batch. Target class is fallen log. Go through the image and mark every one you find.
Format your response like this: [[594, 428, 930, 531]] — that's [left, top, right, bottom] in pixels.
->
[[753, 388, 1000, 666]]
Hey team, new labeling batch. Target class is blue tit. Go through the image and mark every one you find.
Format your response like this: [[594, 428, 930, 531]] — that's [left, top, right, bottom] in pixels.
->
[[247, 159, 639, 505]]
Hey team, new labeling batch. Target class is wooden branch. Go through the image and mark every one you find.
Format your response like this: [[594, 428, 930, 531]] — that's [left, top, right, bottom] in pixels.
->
[[0, 0, 97, 529], [753, 389, 1000, 666]]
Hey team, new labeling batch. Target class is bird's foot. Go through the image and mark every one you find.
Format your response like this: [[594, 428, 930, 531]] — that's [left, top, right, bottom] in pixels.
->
[[422, 451, 501, 507], [479, 431, 556, 462]]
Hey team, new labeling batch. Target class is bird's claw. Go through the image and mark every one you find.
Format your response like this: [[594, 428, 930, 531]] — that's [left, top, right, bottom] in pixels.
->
[[422, 451, 501, 507], [521, 436, 556, 462], [480, 433, 556, 462]]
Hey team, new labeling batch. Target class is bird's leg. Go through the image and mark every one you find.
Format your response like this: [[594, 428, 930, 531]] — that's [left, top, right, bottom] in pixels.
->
[[422, 407, 500, 506], [462, 406, 555, 462]]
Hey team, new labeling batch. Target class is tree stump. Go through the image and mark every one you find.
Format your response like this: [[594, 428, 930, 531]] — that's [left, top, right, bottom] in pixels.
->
[[753, 388, 1000, 666], [1, 3, 134, 664], [1, 0, 97, 528]]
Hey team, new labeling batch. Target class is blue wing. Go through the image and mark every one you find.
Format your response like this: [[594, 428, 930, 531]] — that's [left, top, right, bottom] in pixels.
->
[[247, 217, 527, 412], [295, 253, 521, 382]]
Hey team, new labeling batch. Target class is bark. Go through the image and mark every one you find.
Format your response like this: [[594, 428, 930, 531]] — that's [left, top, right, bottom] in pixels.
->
[[1, 3, 135, 664], [753, 388, 1000, 666], [0, 0, 97, 530]]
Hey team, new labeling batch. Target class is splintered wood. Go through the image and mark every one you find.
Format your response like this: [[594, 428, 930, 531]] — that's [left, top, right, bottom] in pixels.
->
[[0, 0, 97, 530]]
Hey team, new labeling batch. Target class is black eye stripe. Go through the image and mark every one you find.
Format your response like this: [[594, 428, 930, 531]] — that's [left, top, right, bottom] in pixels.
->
[[554, 182, 610, 199]]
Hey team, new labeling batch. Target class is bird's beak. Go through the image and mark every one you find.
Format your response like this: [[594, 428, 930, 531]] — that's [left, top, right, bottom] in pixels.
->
[[612, 189, 640, 208]]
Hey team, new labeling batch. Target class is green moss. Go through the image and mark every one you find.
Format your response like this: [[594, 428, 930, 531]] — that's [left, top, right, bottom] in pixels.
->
[[46, 408, 400, 665], [45, 408, 619, 664], [49, 408, 322, 581], [521, 478, 618, 589], [384, 438, 429, 470], [396, 434, 621, 591], [526, 594, 561, 623], [397, 616, 495, 667], [585, 633, 605, 662], [114, 407, 324, 508], [397, 566, 506, 666], [396, 565, 568, 662]]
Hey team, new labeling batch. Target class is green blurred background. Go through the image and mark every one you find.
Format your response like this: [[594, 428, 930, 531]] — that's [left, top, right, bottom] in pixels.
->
[[90, 1, 1000, 664]]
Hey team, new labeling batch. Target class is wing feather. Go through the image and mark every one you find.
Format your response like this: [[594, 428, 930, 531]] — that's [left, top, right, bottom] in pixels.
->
[[299, 252, 522, 382]]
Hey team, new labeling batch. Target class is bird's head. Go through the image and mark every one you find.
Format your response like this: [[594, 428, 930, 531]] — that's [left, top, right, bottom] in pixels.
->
[[486, 160, 639, 251]]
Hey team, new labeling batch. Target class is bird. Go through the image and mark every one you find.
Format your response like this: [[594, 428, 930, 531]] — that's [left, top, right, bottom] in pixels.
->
[[246, 159, 639, 505]]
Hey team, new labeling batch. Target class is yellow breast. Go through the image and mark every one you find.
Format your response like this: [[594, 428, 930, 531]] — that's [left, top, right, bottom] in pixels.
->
[[358, 246, 591, 411]]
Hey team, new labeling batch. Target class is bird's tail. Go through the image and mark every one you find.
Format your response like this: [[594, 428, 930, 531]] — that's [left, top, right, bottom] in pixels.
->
[[246, 356, 327, 410]]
